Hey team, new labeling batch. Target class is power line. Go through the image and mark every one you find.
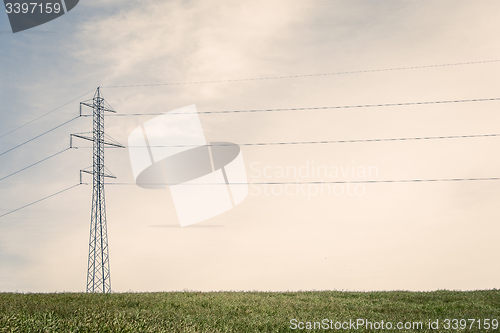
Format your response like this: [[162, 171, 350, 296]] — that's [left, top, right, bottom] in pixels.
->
[[105, 177, 500, 186], [73, 133, 500, 149], [119, 133, 500, 148], [0, 116, 80, 157], [0, 148, 71, 182], [96, 97, 500, 116], [0, 88, 94, 140], [1, 177, 495, 218], [102, 59, 500, 88], [0, 183, 83, 219]]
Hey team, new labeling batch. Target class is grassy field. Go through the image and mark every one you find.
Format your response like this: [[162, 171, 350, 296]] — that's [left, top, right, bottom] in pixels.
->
[[1, 290, 500, 332]]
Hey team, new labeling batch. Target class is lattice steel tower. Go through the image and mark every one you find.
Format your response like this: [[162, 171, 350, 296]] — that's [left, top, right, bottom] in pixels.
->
[[71, 87, 124, 293]]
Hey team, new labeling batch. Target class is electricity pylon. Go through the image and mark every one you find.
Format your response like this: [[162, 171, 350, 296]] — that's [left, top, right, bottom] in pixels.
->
[[71, 87, 124, 293]]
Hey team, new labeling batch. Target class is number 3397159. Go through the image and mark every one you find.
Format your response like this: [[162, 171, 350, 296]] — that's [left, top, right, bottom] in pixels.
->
[[5, 3, 61, 14]]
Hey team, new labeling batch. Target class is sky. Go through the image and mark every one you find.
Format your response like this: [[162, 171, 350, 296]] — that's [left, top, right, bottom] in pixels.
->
[[1, 0, 500, 292]]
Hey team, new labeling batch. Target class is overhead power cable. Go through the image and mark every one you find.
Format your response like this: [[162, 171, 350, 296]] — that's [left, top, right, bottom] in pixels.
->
[[0, 116, 80, 157], [0, 183, 83, 219], [141, 133, 500, 147], [105, 177, 500, 186], [72, 133, 500, 149], [102, 59, 500, 88], [2, 177, 492, 218], [97, 97, 500, 117], [0, 148, 71, 182], [0, 88, 94, 140]]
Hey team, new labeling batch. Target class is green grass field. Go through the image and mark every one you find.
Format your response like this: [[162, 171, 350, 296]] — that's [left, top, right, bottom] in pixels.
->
[[1, 290, 499, 332]]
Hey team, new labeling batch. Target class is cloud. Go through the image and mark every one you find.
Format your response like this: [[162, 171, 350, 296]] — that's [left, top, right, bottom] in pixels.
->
[[75, 0, 311, 86]]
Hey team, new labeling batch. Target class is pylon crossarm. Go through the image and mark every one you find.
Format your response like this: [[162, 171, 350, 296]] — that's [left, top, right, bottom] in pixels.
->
[[80, 102, 116, 113], [104, 134, 125, 148], [71, 134, 125, 148], [71, 133, 93, 142], [81, 170, 117, 179], [103, 142, 125, 148]]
